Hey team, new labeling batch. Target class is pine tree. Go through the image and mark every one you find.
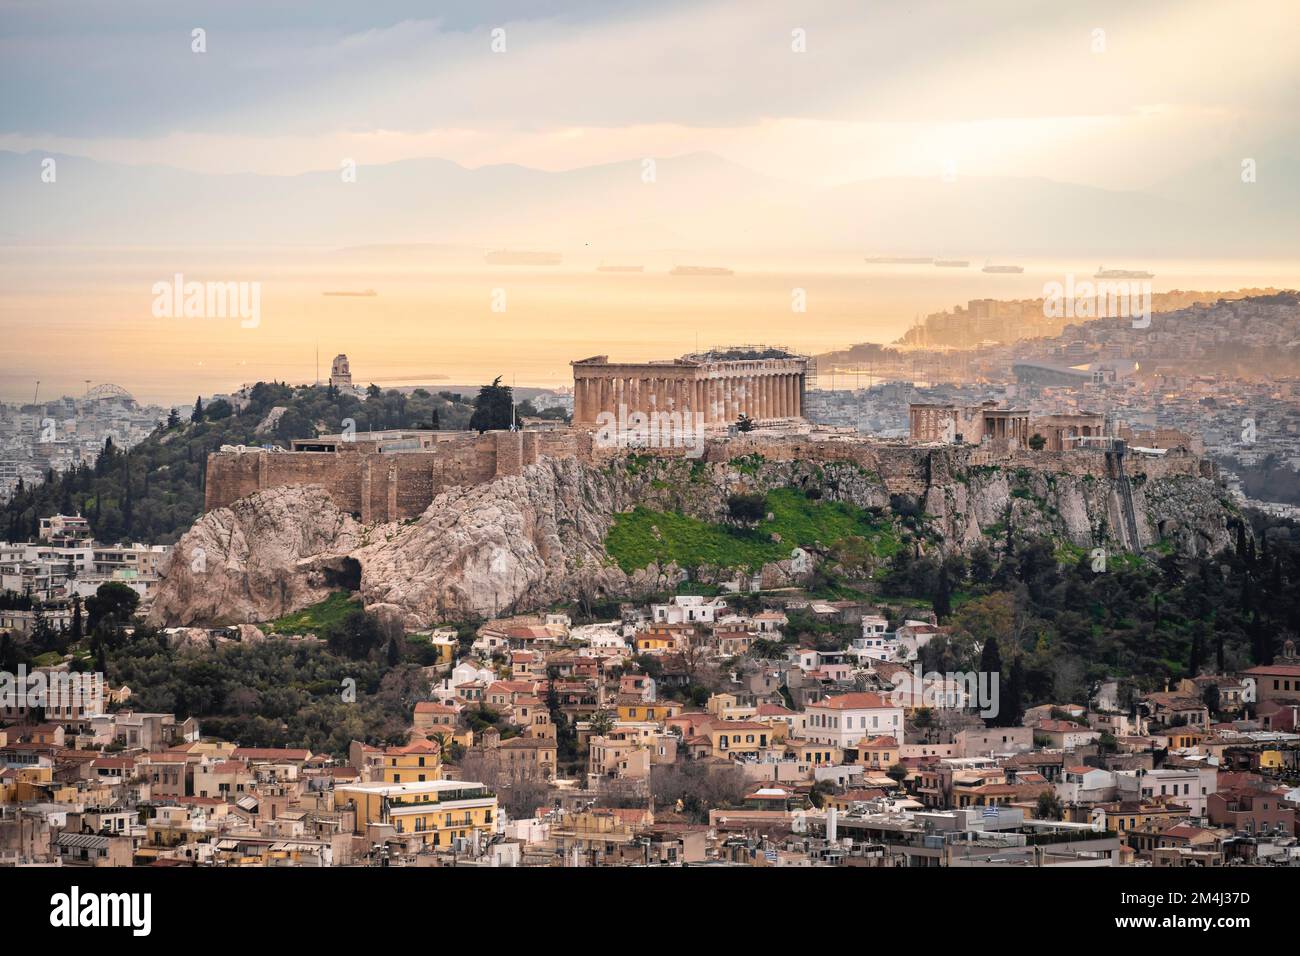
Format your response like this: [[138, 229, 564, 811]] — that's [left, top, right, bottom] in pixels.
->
[[468, 377, 514, 433], [191, 396, 204, 422], [933, 566, 952, 622], [979, 634, 1002, 678], [121, 453, 133, 538], [1250, 609, 1267, 665], [1002, 658, 1026, 727]]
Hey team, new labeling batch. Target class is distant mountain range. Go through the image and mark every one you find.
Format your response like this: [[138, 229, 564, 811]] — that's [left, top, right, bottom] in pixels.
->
[[1, 149, 1297, 257]]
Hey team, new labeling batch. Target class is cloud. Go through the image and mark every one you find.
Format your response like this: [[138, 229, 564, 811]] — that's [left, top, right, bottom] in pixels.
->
[[1, 0, 1296, 188]]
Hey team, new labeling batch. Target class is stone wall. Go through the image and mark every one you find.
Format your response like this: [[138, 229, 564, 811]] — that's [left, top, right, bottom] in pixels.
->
[[204, 426, 1209, 523], [204, 430, 587, 522]]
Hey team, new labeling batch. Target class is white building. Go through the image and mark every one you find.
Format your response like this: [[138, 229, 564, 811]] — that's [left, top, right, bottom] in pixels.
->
[[803, 692, 904, 748], [650, 595, 728, 625], [895, 620, 940, 661], [1135, 766, 1217, 818]]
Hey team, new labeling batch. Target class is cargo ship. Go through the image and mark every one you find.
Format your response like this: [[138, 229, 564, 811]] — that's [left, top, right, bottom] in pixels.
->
[[981, 262, 1024, 274], [864, 256, 933, 264], [670, 265, 734, 276], [596, 264, 645, 273], [1094, 266, 1154, 279], [934, 259, 970, 268]]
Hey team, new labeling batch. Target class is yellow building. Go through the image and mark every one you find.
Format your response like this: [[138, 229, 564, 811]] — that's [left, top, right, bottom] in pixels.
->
[[334, 780, 497, 848], [634, 634, 674, 653], [707, 721, 774, 756], [785, 738, 840, 769], [616, 699, 683, 723], [0, 764, 53, 804], [1071, 801, 1190, 834], [1259, 749, 1285, 770], [550, 808, 651, 865], [852, 736, 899, 770], [1166, 729, 1205, 751], [706, 692, 756, 721], [380, 738, 443, 784]]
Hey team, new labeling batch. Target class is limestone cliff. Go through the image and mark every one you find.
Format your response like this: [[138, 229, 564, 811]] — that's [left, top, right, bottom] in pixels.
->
[[150, 451, 1240, 628], [148, 485, 365, 626]]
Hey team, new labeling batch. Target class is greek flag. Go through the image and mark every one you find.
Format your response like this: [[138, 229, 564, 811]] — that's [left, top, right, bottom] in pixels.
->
[[983, 805, 1000, 819], [765, 849, 778, 863]]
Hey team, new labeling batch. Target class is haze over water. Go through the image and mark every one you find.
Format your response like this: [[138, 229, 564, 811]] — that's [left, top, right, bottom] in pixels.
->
[[1, 245, 1295, 405]]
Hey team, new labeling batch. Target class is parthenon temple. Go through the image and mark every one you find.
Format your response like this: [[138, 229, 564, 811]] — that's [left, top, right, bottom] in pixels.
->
[[571, 350, 809, 426]]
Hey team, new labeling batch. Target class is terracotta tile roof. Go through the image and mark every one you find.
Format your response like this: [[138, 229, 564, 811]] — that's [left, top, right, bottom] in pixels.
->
[[812, 692, 892, 710], [414, 701, 457, 714]]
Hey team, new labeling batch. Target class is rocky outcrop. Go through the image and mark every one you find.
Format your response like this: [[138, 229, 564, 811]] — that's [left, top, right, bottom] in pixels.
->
[[150, 451, 1239, 628], [148, 485, 364, 626], [917, 467, 1236, 557]]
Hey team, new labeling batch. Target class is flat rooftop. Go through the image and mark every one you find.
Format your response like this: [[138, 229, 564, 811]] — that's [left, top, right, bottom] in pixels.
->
[[335, 780, 487, 795]]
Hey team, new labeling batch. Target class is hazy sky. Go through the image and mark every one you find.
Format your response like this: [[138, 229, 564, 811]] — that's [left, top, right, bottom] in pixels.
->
[[3, 0, 1297, 187], [2, 0, 1298, 404]]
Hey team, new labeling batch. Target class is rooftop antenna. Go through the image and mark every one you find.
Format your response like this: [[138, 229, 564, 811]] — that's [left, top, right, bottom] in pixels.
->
[[33, 380, 39, 404]]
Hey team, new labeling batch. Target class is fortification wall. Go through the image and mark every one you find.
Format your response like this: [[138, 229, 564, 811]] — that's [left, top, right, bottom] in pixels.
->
[[205, 434, 498, 522], [204, 427, 1211, 522]]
